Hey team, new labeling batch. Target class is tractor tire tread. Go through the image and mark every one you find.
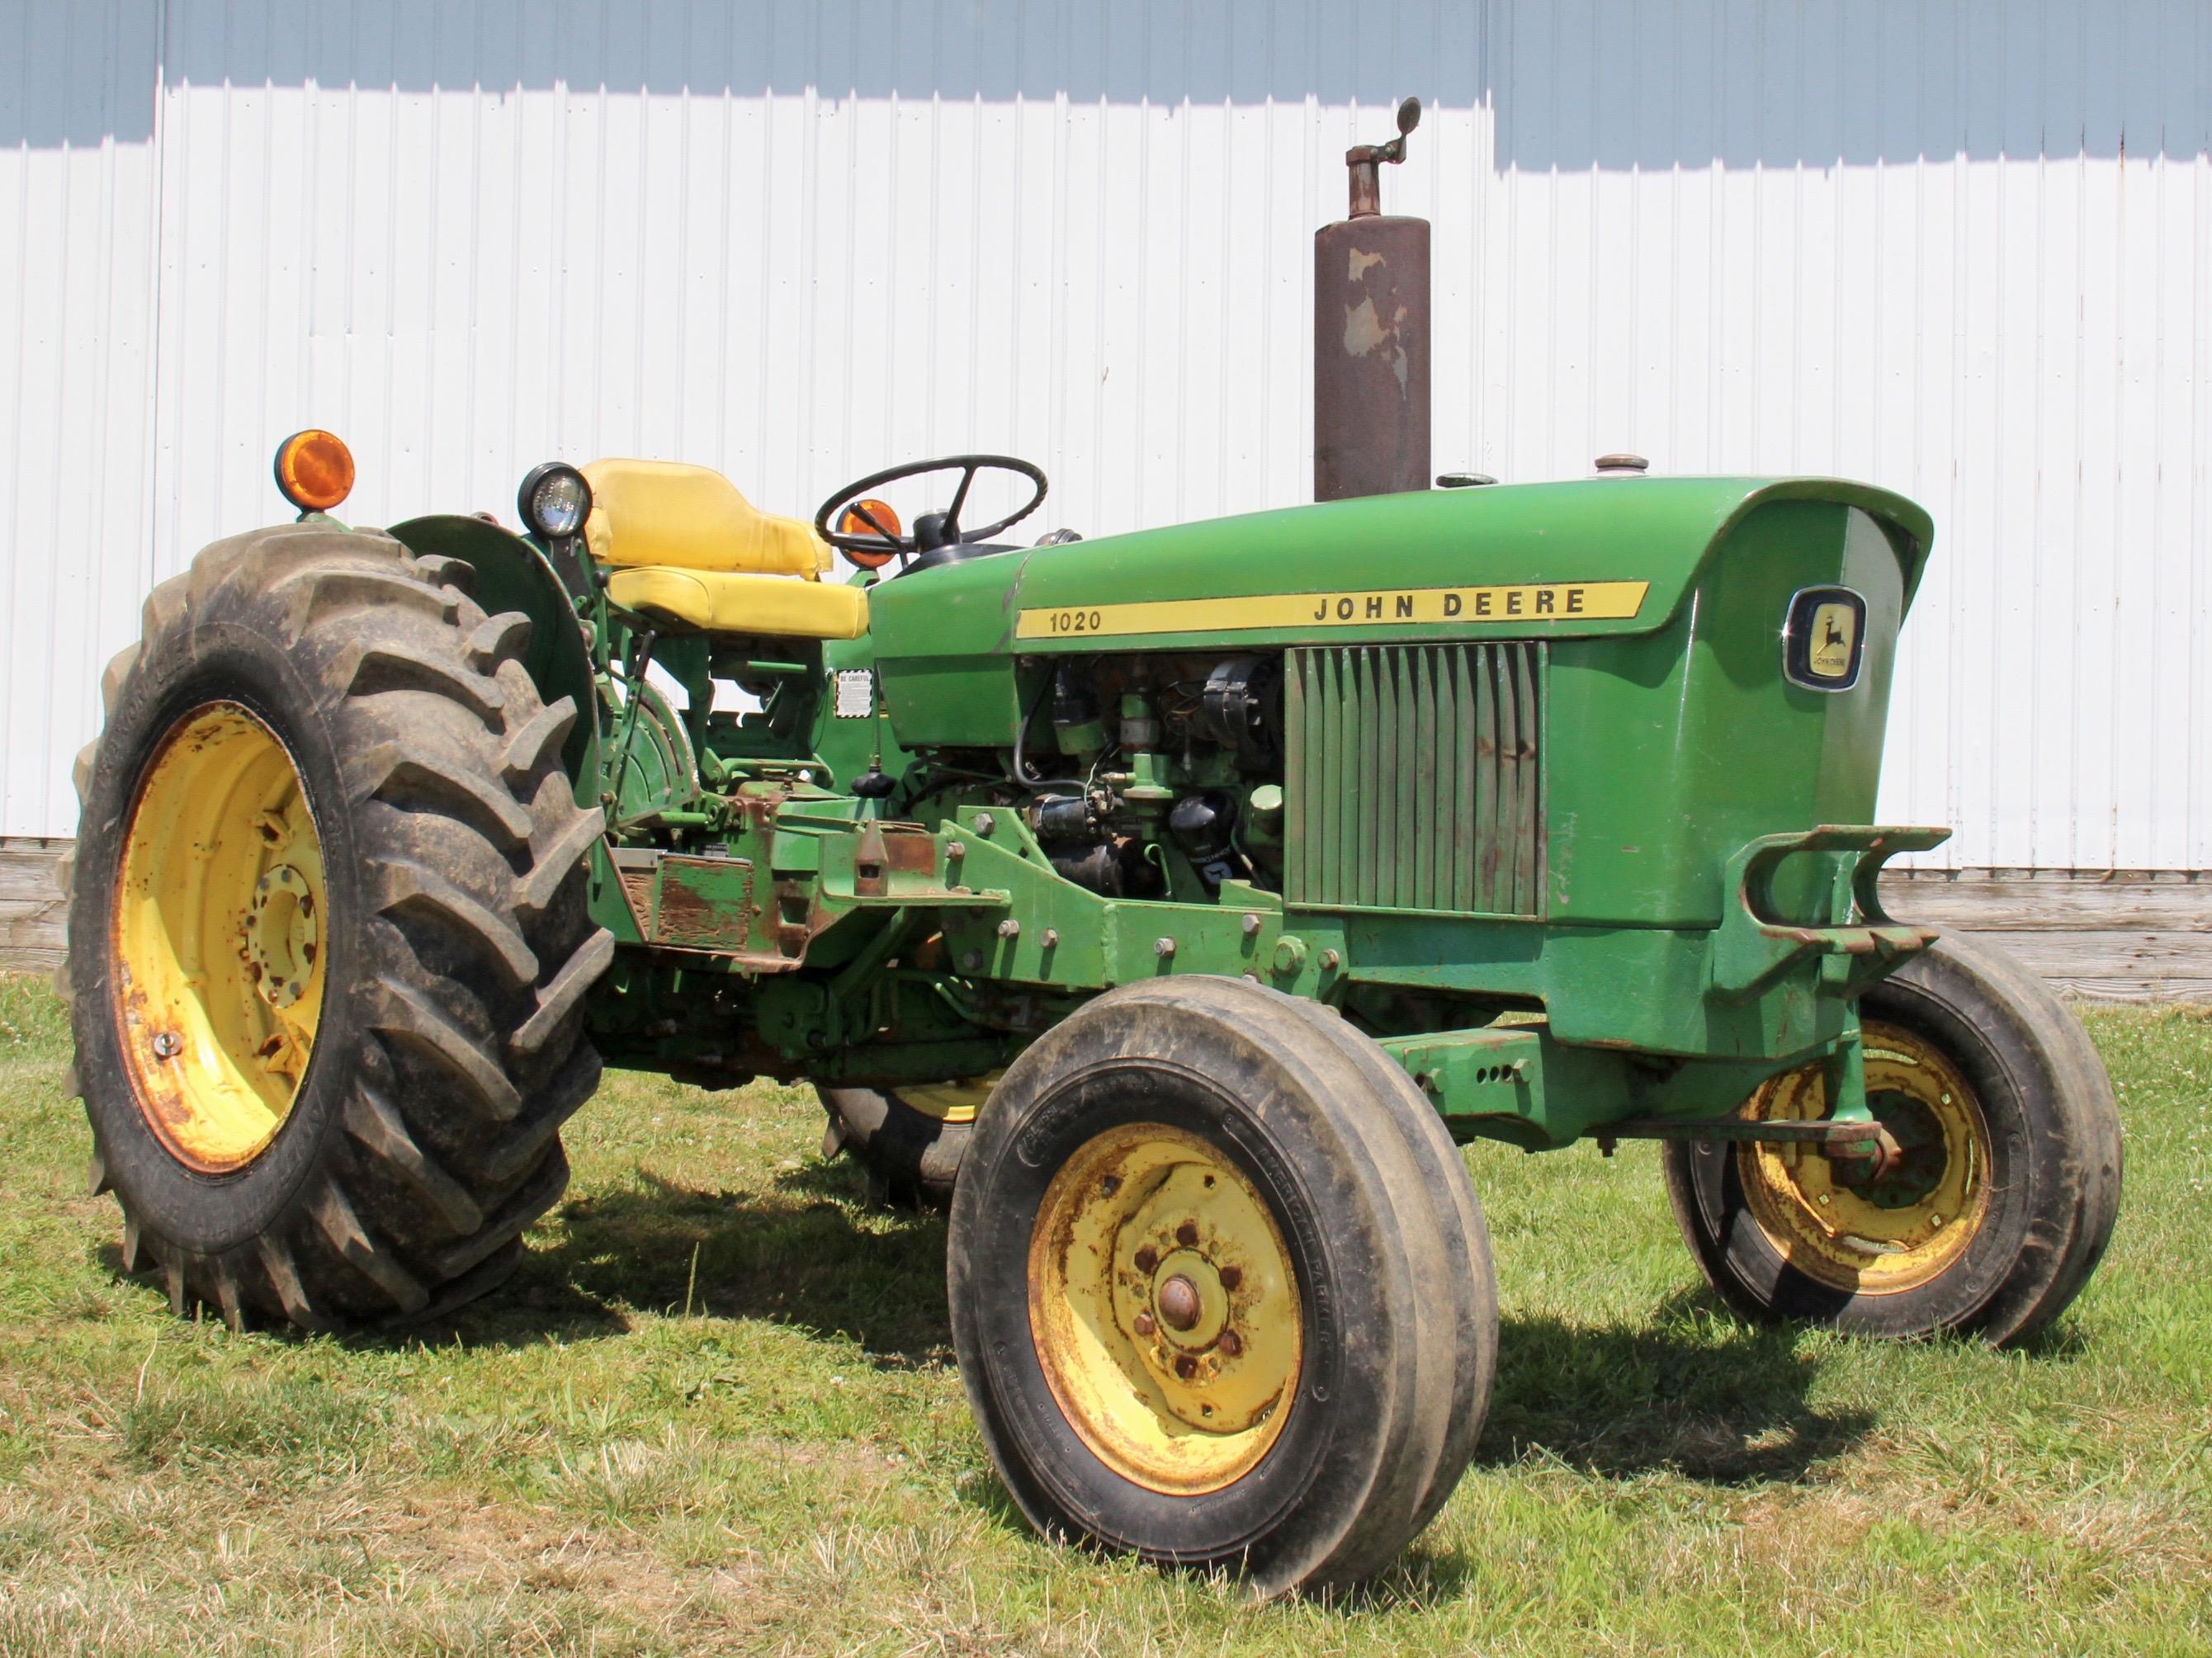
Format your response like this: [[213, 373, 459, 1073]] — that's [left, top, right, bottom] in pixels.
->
[[69, 527, 609, 1334]]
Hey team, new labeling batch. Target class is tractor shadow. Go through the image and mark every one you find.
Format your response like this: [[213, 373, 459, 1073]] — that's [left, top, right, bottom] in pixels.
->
[[1477, 1290, 1875, 1485], [416, 1156, 957, 1364]]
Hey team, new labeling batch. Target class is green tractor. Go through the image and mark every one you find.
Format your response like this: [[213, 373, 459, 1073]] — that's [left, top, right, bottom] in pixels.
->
[[64, 431, 2121, 1592], [63, 116, 2119, 1593]]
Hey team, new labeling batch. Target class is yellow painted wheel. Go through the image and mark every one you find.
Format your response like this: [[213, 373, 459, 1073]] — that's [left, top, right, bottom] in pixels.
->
[[111, 701, 326, 1174], [1027, 1122, 1302, 1495], [1736, 1020, 1991, 1295], [890, 1070, 1001, 1126]]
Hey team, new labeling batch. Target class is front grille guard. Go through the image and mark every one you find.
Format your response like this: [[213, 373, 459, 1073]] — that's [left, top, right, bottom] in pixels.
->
[[1709, 824, 1952, 999]]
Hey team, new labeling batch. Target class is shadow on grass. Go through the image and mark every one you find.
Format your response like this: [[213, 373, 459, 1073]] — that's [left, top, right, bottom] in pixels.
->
[[400, 1167, 1873, 1490], [1479, 1288, 1874, 1484], [423, 1156, 957, 1363]]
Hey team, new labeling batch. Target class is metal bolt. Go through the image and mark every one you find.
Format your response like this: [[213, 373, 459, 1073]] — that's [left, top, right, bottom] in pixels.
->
[[1154, 936, 1177, 957], [1817, 1193, 1831, 1205], [1132, 1311, 1156, 1337], [960, 949, 984, 973], [973, 811, 995, 837], [1041, 928, 1060, 948], [1318, 947, 1341, 971], [1174, 1354, 1198, 1381], [1218, 1264, 1243, 1291], [1241, 912, 1262, 937], [1175, 1221, 1199, 1247], [946, 840, 967, 860], [1157, 1274, 1202, 1330], [996, 918, 1021, 939], [1133, 1245, 1159, 1273], [1101, 1174, 1120, 1196], [1218, 1330, 1243, 1358], [151, 1031, 182, 1060], [1930, 1213, 1945, 1229]]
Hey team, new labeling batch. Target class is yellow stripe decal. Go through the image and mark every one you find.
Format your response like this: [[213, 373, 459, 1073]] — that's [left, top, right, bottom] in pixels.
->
[[1015, 579, 1649, 640]]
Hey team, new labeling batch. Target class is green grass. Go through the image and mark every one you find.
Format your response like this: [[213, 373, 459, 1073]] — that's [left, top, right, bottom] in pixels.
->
[[0, 974, 2206, 1656]]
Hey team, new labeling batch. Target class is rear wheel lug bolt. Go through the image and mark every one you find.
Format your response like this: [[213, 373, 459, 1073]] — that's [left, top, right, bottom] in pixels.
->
[[151, 1032, 181, 1059], [1175, 1221, 1198, 1247], [1217, 1330, 1242, 1358], [1217, 1265, 1242, 1291], [1133, 1245, 1158, 1273], [1132, 1311, 1156, 1337], [1174, 1354, 1198, 1381]]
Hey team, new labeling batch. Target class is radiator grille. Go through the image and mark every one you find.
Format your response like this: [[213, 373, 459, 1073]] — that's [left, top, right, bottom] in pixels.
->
[[1284, 642, 1545, 916]]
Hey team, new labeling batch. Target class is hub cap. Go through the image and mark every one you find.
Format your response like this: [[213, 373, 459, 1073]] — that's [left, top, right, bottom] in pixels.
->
[[1737, 1021, 1990, 1294], [1027, 1122, 1302, 1495], [111, 702, 327, 1173]]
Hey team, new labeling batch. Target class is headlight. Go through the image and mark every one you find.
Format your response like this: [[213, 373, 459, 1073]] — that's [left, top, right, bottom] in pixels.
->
[[518, 462, 592, 539]]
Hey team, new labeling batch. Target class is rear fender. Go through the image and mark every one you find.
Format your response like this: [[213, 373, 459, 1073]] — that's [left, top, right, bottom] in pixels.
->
[[386, 513, 601, 800]]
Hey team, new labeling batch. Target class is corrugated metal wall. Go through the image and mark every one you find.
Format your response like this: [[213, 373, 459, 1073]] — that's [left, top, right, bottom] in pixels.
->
[[4, 0, 2209, 870]]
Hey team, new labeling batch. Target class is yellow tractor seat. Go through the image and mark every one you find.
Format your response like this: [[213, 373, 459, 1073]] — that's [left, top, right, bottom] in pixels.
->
[[605, 567, 868, 640], [583, 457, 865, 640], [582, 457, 831, 575]]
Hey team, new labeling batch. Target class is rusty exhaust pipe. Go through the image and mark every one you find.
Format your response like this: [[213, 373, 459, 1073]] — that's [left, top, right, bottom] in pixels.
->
[[1314, 96, 1430, 501]]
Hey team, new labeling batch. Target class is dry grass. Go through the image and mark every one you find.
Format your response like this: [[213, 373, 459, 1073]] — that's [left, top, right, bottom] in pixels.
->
[[0, 976, 2206, 1655]]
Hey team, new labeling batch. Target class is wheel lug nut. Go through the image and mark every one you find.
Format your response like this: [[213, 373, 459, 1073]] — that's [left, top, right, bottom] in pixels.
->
[[1218, 1330, 1242, 1358], [1132, 1311, 1156, 1337], [1156, 1274, 1202, 1331], [1133, 1245, 1158, 1273], [1175, 1221, 1198, 1247], [151, 1031, 181, 1059], [1174, 1354, 1198, 1381], [1217, 1265, 1242, 1291]]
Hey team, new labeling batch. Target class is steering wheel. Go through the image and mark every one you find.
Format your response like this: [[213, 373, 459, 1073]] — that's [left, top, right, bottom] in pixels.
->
[[814, 454, 1047, 569]]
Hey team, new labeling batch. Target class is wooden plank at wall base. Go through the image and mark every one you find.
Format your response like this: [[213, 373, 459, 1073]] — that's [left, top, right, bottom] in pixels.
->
[[0, 838, 70, 972], [2, 840, 2209, 1004]]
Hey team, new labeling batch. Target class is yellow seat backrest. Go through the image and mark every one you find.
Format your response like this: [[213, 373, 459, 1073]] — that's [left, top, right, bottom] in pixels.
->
[[580, 458, 831, 578]]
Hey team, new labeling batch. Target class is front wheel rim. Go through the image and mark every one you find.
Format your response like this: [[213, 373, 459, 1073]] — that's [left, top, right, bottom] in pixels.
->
[[1027, 1122, 1303, 1495], [110, 701, 328, 1174], [1737, 1020, 1992, 1294]]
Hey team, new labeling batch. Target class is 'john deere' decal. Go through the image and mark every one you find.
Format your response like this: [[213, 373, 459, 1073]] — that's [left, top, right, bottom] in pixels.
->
[[1782, 585, 1867, 692], [1015, 580, 1648, 640]]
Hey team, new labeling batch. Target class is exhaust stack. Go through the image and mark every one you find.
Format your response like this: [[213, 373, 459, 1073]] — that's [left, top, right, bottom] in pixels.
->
[[1313, 97, 1431, 502]]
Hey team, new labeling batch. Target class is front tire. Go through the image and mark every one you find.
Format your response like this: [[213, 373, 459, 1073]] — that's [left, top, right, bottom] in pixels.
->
[[67, 524, 612, 1331], [1662, 933, 2122, 1345], [948, 977, 1496, 1596]]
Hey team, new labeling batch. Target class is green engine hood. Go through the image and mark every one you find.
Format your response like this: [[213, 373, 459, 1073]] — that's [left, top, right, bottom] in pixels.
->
[[867, 475, 1934, 662]]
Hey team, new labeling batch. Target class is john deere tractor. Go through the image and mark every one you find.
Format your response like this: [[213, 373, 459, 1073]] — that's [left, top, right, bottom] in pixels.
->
[[64, 113, 2120, 1593]]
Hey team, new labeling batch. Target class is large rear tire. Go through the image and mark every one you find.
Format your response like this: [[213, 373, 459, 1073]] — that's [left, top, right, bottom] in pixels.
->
[[1661, 933, 2122, 1346], [948, 977, 1495, 1596], [66, 524, 612, 1331]]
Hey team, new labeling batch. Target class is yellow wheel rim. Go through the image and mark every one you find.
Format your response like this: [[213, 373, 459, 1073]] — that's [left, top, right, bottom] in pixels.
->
[[894, 1070, 1004, 1126], [1738, 1021, 1991, 1295], [1028, 1122, 1302, 1495], [111, 701, 328, 1174]]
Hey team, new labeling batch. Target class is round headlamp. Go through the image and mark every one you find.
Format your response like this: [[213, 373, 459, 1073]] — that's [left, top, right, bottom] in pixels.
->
[[518, 462, 593, 540]]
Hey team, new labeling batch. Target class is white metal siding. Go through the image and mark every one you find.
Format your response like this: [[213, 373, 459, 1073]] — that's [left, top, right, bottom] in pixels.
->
[[3, 0, 2208, 871]]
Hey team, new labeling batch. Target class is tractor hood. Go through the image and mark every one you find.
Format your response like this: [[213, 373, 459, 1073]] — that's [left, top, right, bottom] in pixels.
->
[[867, 475, 1933, 662]]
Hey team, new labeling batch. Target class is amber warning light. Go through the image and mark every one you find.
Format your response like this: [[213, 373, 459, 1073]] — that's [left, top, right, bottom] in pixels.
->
[[837, 498, 904, 569], [272, 430, 357, 515]]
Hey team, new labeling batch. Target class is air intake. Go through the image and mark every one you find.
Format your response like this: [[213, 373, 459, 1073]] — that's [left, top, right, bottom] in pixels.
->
[[1284, 642, 1545, 916]]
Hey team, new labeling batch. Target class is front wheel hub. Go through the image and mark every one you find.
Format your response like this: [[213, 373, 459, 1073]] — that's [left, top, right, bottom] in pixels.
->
[[1737, 1022, 1991, 1293], [1028, 1122, 1302, 1495]]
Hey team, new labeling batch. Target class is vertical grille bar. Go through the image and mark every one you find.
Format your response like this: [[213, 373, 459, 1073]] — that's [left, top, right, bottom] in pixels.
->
[[1284, 642, 1545, 917]]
